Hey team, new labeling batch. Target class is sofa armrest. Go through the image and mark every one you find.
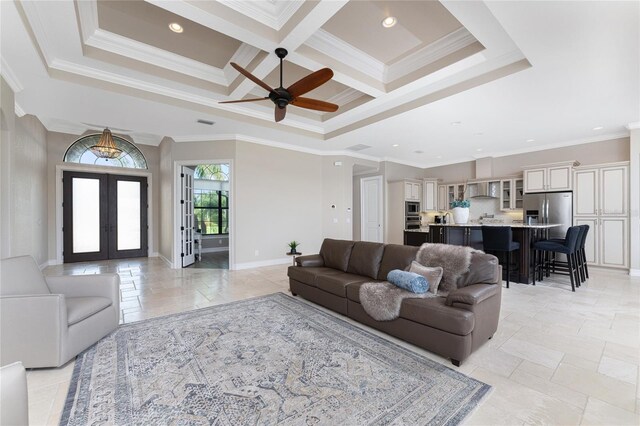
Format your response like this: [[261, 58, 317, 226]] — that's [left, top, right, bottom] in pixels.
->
[[295, 254, 324, 267], [1, 294, 66, 367], [46, 274, 120, 311], [445, 284, 499, 307]]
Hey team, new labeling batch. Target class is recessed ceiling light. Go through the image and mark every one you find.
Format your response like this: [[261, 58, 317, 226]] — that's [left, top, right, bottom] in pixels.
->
[[381, 16, 397, 28], [436, 155, 442, 159], [169, 22, 183, 33], [476, 148, 483, 152], [526, 138, 536, 142], [592, 126, 604, 130], [450, 121, 462, 126], [392, 144, 399, 147]]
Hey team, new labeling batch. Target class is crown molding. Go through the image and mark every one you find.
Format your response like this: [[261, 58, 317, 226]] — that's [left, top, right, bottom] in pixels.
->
[[385, 28, 478, 83], [14, 102, 26, 117], [626, 122, 640, 130], [40, 118, 90, 135], [305, 29, 385, 81], [218, 0, 304, 30], [326, 88, 364, 106], [0, 57, 24, 92]]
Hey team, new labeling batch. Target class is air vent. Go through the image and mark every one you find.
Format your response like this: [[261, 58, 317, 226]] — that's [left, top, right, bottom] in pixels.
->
[[197, 119, 215, 125], [346, 144, 371, 151]]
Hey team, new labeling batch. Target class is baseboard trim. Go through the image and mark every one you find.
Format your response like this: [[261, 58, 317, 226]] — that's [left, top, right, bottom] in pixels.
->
[[158, 254, 173, 269], [232, 257, 291, 270], [39, 259, 61, 270], [201, 247, 229, 254], [149, 252, 159, 257], [629, 268, 640, 277]]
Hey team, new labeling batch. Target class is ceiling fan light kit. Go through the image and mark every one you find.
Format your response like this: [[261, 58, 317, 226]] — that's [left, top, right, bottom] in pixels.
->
[[220, 48, 339, 122]]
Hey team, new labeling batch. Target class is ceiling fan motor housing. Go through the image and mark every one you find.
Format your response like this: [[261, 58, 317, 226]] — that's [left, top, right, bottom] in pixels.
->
[[270, 88, 292, 108]]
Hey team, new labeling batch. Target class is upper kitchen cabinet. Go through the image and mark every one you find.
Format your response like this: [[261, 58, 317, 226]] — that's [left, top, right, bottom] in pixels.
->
[[422, 179, 439, 211], [574, 163, 628, 217], [523, 161, 579, 193], [404, 181, 422, 202], [437, 185, 448, 211], [500, 178, 524, 211]]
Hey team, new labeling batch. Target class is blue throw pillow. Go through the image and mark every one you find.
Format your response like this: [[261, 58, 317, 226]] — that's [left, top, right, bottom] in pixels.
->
[[387, 269, 429, 294]]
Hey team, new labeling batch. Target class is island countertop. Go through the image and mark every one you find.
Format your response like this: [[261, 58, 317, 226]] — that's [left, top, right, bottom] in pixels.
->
[[429, 223, 562, 229]]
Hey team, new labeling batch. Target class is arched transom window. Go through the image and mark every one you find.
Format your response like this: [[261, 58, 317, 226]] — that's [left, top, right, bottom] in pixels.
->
[[63, 134, 148, 169]]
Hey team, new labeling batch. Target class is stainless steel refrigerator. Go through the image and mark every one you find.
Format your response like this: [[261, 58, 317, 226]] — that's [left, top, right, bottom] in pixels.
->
[[523, 191, 573, 239]]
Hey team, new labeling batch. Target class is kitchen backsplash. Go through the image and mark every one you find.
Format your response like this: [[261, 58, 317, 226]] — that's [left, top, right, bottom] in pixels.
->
[[421, 197, 523, 224]]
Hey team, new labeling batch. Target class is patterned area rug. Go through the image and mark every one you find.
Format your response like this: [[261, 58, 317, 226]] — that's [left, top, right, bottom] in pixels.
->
[[61, 293, 490, 425]]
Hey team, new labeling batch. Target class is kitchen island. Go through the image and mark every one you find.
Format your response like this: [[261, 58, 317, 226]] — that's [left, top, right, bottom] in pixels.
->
[[405, 223, 561, 284]]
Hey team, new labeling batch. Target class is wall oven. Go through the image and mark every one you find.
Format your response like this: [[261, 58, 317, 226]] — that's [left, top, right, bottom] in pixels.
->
[[405, 201, 421, 229]]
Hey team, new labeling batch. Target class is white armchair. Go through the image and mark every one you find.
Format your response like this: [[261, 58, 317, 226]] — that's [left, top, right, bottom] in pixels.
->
[[0, 256, 120, 368]]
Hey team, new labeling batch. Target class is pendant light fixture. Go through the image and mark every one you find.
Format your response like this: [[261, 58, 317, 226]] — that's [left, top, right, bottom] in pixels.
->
[[90, 128, 122, 159]]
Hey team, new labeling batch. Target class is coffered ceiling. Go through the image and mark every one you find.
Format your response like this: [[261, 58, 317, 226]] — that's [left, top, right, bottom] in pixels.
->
[[1, 1, 638, 167]]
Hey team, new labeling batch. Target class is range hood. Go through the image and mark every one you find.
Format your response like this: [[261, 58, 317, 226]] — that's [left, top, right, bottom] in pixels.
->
[[468, 181, 499, 198]]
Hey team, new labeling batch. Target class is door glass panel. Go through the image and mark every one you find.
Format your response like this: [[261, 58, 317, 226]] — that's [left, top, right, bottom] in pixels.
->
[[72, 178, 101, 253], [117, 180, 141, 250]]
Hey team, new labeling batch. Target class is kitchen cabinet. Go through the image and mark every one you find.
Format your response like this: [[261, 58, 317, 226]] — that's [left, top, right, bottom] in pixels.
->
[[523, 161, 577, 193], [437, 185, 447, 211], [422, 179, 438, 211], [428, 226, 482, 249], [500, 178, 524, 211], [404, 181, 422, 202], [446, 183, 465, 207], [575, 164, 627, 216], [573, 162, 629, 269], [576, 217, 628, 269], [404, 231, 429, 246]]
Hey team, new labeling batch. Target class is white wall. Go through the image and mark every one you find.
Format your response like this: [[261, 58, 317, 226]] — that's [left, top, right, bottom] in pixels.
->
[[0, 78, 49, 266]]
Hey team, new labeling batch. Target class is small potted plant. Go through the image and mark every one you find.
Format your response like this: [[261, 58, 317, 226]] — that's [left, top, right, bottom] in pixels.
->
[[288, 240, 300, 254]]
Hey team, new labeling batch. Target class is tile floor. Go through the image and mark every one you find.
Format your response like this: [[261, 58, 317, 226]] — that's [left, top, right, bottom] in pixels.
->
[[27, 258, 640, 425]]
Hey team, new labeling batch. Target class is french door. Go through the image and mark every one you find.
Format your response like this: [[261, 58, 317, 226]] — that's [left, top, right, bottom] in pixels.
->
[[63, 171, 148, 263]]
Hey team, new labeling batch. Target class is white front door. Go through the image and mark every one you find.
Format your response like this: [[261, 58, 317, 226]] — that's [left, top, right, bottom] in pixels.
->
[[181, 167, 195, 267], [361, 176, 383, 243]]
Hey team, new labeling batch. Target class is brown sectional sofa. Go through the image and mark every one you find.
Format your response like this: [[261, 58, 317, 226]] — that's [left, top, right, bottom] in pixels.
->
[[288, 239, 502, 366]]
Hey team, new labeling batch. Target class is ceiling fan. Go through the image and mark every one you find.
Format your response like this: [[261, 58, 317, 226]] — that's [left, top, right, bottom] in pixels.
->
[[220, 48, 339, 122]]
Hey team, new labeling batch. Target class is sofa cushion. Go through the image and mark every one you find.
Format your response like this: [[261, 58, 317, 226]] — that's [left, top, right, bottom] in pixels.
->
[[66, 296, 112, 326], [347, 242, 385, 279], [288, 266, 341, 287], [409, 262, 443, 295], [320, 239, 355, 272], [399, 297, 475, 336], [455, 252, 500, 288], [377, 245, 419, 280], [316, 273, 369, 297]]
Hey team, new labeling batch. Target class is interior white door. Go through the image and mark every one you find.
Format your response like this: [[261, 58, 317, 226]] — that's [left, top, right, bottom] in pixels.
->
[[181, 167, 195, 267], [361, 176, 383, 243]]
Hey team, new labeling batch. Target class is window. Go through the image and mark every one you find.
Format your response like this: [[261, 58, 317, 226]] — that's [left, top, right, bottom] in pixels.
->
[[64, 134, 148, 169], [193, 164, 229, 235]]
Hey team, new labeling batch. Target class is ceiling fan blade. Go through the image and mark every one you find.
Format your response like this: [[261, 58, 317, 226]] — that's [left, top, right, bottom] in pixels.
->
[[287, 68, 334, 98], [219, 97, 269, 104], [291, 97, 338, 112], [230, 62, 274, 93], [275, 105, 287, 122]]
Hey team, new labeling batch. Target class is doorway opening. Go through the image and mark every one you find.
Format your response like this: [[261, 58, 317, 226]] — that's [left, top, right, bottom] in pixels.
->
[[62, 171, 148, 263], [180, 163, 230, 269]]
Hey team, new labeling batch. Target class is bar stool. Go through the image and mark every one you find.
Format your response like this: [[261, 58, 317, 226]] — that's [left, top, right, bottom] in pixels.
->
[[545, 224, 589, 286], [532, 226, 581, 291], [481, 226, 520, 288]]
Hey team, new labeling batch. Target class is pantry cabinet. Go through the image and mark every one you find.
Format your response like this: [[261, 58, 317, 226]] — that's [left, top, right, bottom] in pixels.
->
[[573, 162, 629, 269]]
